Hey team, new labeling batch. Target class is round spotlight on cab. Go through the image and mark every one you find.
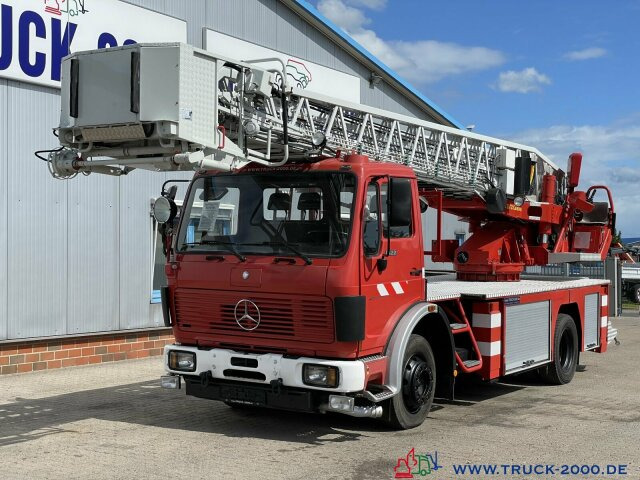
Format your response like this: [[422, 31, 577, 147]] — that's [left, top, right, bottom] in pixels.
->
[[153, 196, 177, 224], [311, 131, 327, 149], [513, 196, 525, 207]]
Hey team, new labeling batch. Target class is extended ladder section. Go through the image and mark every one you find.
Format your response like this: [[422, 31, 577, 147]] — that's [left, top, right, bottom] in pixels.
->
[[273, 92, 557, 198], [49, 43, 557, 199]]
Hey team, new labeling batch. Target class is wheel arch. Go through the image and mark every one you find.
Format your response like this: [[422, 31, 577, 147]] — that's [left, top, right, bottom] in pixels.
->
[[384, 302, 456, 400], [558, 302, 582, 351]]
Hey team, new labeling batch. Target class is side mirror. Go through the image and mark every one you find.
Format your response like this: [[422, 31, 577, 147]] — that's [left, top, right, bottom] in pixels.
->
[[419, 197, 429, 214], [389, 177, 412, 227], [167, 185, 178, 200], [153, 196, 177, 224]]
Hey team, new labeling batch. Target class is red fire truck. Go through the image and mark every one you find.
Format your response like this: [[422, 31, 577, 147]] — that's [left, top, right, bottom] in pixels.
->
[[44, 43, 615, 429]]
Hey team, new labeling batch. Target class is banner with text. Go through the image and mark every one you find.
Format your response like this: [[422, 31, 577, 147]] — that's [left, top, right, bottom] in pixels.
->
[[0, 0, 187, 88]]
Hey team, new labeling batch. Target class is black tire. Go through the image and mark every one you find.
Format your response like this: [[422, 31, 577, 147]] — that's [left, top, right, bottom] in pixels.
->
[[385, 334, 436, 429], [633, 284, 640, 304], [543, 313, 579, 385]]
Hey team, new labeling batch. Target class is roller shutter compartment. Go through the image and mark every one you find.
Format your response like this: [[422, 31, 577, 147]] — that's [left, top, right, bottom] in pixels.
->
[[505, 301, 550, 373], [583, 293, 599, 350]]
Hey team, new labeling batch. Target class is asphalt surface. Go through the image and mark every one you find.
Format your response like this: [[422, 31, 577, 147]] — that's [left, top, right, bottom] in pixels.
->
[[0, 313, 639, 480]]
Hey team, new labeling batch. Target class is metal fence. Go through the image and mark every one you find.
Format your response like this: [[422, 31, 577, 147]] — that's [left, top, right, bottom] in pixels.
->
[[525, 263, 606, 278], [526, 259, 622, 316]]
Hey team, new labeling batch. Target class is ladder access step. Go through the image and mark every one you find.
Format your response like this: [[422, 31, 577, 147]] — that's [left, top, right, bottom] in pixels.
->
[[363, 386, 395, 403], [462, 359, 481, 368], [450, 323, 468, 331], [455, 347, 470, 361]]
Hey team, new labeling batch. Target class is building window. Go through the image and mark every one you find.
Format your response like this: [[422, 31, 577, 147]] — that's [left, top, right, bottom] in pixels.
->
[[456, 233, 466, 246]]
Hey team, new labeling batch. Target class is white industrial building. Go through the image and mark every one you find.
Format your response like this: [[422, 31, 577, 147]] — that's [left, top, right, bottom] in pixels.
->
[[0, 0, 467, 346]]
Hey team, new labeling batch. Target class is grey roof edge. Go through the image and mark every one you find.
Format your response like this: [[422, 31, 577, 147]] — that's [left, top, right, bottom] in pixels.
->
[[283, 0, 464, 129]]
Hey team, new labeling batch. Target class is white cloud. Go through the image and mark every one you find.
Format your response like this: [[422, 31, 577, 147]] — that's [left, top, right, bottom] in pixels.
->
[[318, 0, 370, 31], [496, 67, 551, 93], [380, 40, 505, 84], [508, 118, 640, 236], [317, 0, 505, 84], [346, 0, 387, 10], [564, 47, 607, 61]]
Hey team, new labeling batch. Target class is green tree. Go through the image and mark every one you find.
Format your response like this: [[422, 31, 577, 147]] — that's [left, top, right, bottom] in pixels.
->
[[612, 229, 622, 245]]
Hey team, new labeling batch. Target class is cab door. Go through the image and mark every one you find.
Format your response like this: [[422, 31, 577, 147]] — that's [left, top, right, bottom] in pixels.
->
[[359, 176, 425, 353]]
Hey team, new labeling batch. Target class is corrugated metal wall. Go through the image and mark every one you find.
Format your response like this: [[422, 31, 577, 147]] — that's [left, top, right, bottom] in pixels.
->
[[7, 83, 67, 339], [0, 0, 446, 340], [423, 210, 469, 271], [0, 79, 7, 340], [128, 0, 437, 120]]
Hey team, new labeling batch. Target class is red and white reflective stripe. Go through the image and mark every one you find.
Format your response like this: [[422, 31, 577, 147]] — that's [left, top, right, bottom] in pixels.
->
[[471, 302, 502, 379], [477, 340, 501, 356], [601, 294, 609, 327], [471, 312, 501, 328], [391, 282, 404, 294], [376, 281, 406, 296]]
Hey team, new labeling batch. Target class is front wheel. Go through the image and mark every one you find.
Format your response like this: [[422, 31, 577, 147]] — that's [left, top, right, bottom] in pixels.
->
[[542, 313, 578, 385], [385, 334, 436, 429]]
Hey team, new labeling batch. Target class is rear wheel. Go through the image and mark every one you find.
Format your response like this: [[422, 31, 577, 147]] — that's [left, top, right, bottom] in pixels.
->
[[385, 334, 436, 429], [543, 313, 578, 385], [632, 284, 640, 304]]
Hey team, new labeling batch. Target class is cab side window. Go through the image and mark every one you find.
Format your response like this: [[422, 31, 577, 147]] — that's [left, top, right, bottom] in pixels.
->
[[381, 181, 412, 238], [363, 183, 380, 256]]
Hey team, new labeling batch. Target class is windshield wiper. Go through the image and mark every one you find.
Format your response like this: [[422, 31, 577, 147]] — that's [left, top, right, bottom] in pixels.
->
[[259, 241, 312, 265], [199, 238, 246, 262]]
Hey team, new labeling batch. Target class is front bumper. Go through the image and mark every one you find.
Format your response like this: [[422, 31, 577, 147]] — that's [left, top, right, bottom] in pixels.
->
[[163, 345, 367, 393]]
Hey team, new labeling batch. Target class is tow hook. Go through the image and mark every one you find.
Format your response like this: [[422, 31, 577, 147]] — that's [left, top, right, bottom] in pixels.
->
[[200, 371, 213, 387], [270, 378, 283, 394]]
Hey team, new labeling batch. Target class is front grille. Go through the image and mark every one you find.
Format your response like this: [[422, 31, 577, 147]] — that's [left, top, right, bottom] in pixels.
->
[[174, 288, 334, 343]]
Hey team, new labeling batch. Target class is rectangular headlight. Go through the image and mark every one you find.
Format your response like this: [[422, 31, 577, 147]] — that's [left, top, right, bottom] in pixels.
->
[[303, 364, 339, 388], [168, 350, 196, 372]]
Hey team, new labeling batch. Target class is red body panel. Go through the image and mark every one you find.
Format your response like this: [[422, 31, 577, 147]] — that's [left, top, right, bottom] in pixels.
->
[[167, 156, 426, 359], [164, 154, 611, 384], [468, 283, 609, 381]]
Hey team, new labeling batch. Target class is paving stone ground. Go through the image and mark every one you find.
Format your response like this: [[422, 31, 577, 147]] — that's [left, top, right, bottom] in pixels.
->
[[0, 314, 638, 479]]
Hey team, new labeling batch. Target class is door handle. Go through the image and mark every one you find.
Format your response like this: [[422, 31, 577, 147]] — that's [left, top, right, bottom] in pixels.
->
[[409, 268, 422, 277]]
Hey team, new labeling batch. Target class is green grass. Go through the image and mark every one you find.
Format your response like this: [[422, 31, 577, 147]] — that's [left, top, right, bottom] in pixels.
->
[[622, 301, 638, 309]]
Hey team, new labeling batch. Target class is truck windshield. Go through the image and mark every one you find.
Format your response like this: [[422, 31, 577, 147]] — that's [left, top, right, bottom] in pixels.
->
[[177, 171, 356, 258]]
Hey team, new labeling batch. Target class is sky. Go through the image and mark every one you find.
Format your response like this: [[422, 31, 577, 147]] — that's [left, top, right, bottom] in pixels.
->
[[312, 0, 640, 236]]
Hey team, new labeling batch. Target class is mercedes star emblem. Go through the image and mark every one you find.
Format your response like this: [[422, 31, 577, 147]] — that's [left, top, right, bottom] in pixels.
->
[[242, 271, 250, 280], [234, 299, 261, 331]]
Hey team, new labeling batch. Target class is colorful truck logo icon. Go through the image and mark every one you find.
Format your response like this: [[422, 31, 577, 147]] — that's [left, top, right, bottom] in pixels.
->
[[394, 448, 441, 478], [286, 58, 312, 88], [275, 59, 313, 89], [44, 0, 89, 17]]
